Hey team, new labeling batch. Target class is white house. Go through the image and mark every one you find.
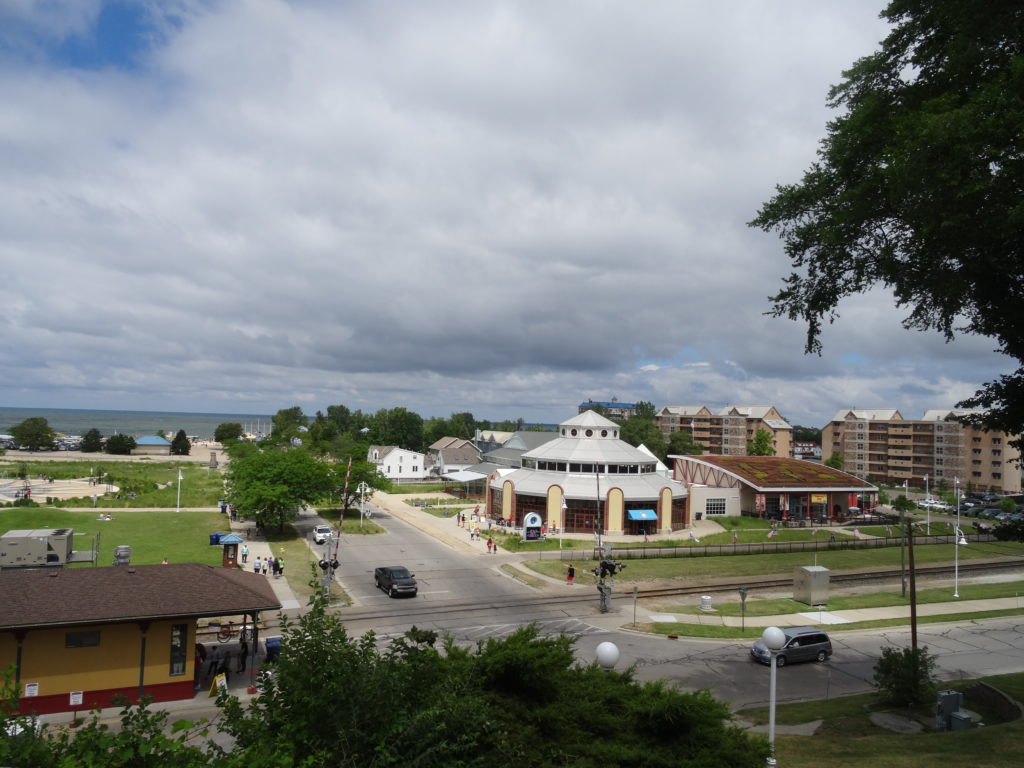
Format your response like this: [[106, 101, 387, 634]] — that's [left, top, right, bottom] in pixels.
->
[[367, 446, 429, 481]]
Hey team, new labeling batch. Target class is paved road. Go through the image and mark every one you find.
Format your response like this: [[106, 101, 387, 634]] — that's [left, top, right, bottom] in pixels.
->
[[289, 501, 1024, 712]]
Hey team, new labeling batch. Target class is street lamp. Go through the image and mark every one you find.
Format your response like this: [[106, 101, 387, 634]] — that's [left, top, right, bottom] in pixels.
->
[[762, 626, 786, 767], [954, 478, 966, 598]]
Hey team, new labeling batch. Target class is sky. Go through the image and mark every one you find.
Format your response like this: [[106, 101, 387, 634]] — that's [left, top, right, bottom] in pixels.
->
[[0, 1, 1012, 429]]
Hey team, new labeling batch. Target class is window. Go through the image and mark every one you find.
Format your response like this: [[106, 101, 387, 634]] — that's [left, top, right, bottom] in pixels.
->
[[65, 631, 100, 648], [705, 498, 726, 516], [412, 466, 418, 473], [993, 449, 1002, 456], [993, 438, 1002, 445], [169, 624, 187, 676], [993, 472, 1002, 479]]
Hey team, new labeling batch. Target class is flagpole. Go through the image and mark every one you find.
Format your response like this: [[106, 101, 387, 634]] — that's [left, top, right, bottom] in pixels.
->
[[176, 468, 182, 514]]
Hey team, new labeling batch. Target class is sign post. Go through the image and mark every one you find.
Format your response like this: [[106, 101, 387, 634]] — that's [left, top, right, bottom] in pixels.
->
[[738, 585, 748, 632]]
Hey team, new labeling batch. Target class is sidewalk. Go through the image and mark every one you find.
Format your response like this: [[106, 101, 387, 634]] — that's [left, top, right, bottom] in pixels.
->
[[628, 595, 1024, 630]]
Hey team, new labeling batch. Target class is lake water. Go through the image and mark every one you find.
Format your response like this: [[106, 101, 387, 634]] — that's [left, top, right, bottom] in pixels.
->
[[0, 406, 272, 440]]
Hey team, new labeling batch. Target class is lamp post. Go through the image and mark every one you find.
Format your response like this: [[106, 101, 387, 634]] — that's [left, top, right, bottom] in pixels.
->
[[924, 473, 930, 535], [176, 468, 183, 514], [954, 478, 969, 597], [560, 497, 567, 550], [762, 626, 786, 767]]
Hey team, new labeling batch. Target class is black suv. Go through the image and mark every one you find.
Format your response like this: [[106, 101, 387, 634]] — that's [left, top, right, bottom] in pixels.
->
[[374, 566, 418, 598], [750, 626, 832, 667]]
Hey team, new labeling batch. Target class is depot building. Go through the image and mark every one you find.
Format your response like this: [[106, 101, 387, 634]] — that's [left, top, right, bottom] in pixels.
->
[[486, 411, 689, 534]]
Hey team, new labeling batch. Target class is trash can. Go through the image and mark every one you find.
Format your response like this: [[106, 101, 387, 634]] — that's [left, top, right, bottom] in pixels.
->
[[265, 636, 281, 663], [700, 595, 713, 611], [209, 533, 222, 546]]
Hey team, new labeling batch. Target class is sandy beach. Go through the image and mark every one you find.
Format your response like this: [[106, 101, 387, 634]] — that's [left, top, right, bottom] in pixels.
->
[[0, 442, 227, 465]]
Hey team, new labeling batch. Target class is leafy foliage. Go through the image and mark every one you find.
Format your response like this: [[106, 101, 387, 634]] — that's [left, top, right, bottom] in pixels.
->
[[217, 596, 769, 768], [104, 433, 137, 455], [824, 451, 844, 469], [618, 416, 668, 461], [170, 429, 191, 456], [213, 422, 244, 443], [873, 645, 937, 707], [746, 428, 776, 456], [225, 443, 332, 531], [80, 427, 103, 453], [750, 1, 1024, 447], [668, 429, 704, 455], [9, 417, 54, 450], [993, 519, 1024, 542]]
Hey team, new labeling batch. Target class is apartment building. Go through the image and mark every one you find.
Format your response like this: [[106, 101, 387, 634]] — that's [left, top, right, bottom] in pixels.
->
[[578, 398, 637, 419], [821, 409, 1021, 494], [655, 405, 793, 457]]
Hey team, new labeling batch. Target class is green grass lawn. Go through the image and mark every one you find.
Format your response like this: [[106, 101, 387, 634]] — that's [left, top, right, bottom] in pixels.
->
[[522, 539, 1024, 582], [737, 674, 1024, 768], [0, 506, 225, 565], [665, 580, 1024, 617], [313, 507, 385, 534], [0, 459, 227, 508], [263, 524, 348, 605]]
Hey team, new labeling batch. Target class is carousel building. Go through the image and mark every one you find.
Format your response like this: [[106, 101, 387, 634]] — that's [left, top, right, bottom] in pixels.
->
[[487, 411, 689, 535]]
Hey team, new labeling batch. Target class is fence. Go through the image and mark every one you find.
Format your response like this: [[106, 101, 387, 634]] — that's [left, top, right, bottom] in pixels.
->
[[546, 532, 995, 561]]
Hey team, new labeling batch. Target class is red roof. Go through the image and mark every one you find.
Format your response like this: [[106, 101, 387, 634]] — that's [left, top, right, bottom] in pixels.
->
[[679, 456, 875, 490]]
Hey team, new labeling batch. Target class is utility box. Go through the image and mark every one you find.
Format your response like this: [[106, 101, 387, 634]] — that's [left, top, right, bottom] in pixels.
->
[[793, 565, 830, 606], [950, 711, 972, 731], [0, 529, 75, 568], [935, 690, 963, 730]]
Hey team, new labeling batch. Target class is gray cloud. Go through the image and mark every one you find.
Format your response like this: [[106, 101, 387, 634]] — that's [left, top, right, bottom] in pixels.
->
[[0, 1, 1012, 429]]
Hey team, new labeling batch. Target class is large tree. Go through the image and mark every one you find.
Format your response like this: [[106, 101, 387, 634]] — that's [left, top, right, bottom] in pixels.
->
[[618, 417, 667, 461], [746, 428, 776, 456], [9, 417, 55, 450], [214, 422, 244, 443], [750, 1, 1024, 448], [216, 598, 769, 767], [104, 434, 136, 455], [170, 429, 191, 456], [80, 428, 103, 453], [667, 429, 704, 456], [225, 444, 332, 531]]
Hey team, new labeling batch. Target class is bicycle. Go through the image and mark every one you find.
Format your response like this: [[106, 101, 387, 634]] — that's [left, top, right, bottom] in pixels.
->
[[216, 622, 252, 643]]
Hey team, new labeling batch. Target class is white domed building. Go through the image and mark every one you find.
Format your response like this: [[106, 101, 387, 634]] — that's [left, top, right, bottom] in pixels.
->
[[487, 411, 689, 535]]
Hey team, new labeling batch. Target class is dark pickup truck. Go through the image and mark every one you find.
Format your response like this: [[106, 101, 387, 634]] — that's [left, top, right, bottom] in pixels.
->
[[374, 565, 418, 598]]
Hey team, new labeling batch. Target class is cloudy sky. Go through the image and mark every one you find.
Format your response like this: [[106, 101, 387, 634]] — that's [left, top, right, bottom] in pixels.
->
[[0, 1, 1011, 428]]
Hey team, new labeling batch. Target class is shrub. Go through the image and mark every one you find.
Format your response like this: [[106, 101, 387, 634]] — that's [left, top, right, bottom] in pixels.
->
[[873, 645, 937, 708]]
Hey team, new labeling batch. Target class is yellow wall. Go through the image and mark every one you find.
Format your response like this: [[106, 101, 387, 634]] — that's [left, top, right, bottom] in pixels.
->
[[659, 487, 673, 532], [606, 488, 624, 533], [501, 480, 514, 518], [546, 486, 564, 527], [5, 620, 195, 699]]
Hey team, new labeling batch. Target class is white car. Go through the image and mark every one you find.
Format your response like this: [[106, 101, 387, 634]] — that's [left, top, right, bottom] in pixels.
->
[[312, 524, 333, 544], [918, 499, 951, 510]]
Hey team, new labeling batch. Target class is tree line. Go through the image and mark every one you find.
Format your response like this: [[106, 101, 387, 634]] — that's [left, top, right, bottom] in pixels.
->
[[4, 417, 191, 456]]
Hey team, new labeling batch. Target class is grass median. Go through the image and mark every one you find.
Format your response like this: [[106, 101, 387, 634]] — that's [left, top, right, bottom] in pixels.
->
[[737, 673, 1024, 768]]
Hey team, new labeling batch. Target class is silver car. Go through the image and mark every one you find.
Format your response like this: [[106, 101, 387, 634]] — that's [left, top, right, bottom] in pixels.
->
[[751, 626, 832, 667]]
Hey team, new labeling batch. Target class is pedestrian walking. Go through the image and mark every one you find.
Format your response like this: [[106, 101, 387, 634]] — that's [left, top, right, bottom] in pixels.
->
[[278, 557, 284, 578], [253, 556, 262, 574], [241, 544, 249, 563], [271, 558, 280, 578], [238, 639, 249, 672], [566, 563, 575, 584], [486, 537, 493, 554], [732, 531, 739, 545]]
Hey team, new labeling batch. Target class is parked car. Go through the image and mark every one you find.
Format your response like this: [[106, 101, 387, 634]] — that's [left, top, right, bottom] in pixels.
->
[[374, 565, 418, 598], [312, 524, 333, 544], [918, 499, 951, 511], [750, 626, 832, 667]]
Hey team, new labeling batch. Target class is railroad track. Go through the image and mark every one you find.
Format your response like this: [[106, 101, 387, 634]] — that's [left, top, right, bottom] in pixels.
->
[[327, 558, 1024, 626]]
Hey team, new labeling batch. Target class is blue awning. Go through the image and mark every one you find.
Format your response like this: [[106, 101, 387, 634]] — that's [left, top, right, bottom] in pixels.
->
[[627, 509, 658, 521]]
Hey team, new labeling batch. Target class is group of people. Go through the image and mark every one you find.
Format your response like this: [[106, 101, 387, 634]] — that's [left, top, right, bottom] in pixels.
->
[[252, 555, 285, 578]]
